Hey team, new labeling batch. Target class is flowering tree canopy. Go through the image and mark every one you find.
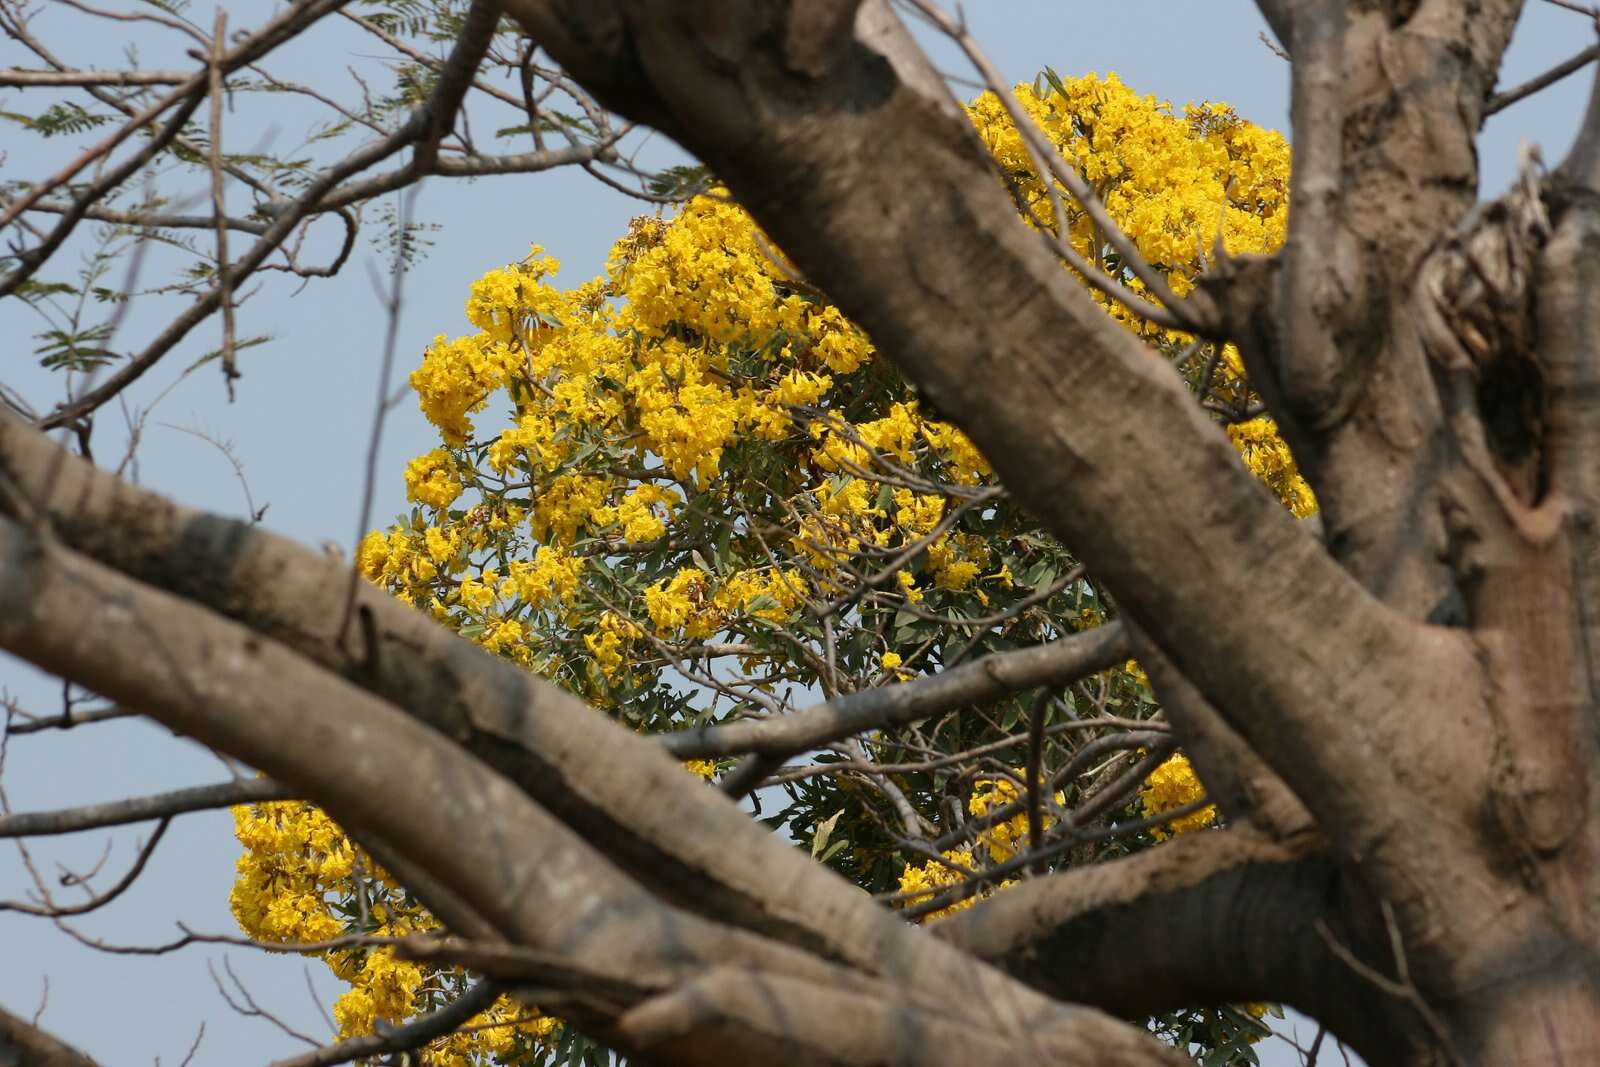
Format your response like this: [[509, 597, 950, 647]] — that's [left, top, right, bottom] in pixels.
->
[[230, 71, 1298, 1063]]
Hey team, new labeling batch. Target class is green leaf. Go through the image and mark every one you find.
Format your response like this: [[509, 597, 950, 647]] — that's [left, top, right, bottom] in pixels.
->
[[810, 809, 843, 858], [818, 837, 849, 864]]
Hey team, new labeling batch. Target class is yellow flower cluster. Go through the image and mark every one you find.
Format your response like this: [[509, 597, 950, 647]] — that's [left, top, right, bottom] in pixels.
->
[[896, 848, 1000, 922], [684, 759, 719, 780], [966, 773, 1067, 863], [967, 72, 1313, 511], [642, 565, 809, 638], [229, 801, 557, 1061], [1140, 753, 1219, 838], [970, 72, 1289, 302], [583, 611, 640, 683], [1229, 417, 1317, 518], [242, 69, 1306, 1060], [895, 772, 1066, 922], [403, 449, 463, 511]]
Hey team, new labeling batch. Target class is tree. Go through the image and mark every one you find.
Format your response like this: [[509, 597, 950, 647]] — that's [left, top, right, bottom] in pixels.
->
[[227, 70, 1297, 1063], [1, 1, 1597, 1065]]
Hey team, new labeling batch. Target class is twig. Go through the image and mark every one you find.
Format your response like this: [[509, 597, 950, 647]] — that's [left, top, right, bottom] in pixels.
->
[[210, 956, 322, 1048], [27, 199, 269, 235], [175, 1022, 205, 1067], [1486, 42, 1600, 115], [206, 8, 239, 395], [1314, 901, 1463, 1066], [340, 180, 415, 651], [4, 703, 137, 735], [0, 819, 170, 916], [1025, 689, 1049, 860]]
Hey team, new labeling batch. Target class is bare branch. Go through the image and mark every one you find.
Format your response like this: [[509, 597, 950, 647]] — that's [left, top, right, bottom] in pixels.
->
[[0, 91, 208, 299], [1487, 42, 1600, 115], [0, 779, 292, 838], [0, 69, 187, 87], [664, 622, 1128, 760], [25, 200, 269, 236], [305, 141, 615, 215], [1254, 0, 1295, 52], [1277, 0, 1350, 414], [266, 982, 503, 1067], [0, 0, 356, 234], [30, 1, 508, 429]]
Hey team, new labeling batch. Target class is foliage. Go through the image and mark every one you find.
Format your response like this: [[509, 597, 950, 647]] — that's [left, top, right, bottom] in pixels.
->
[[231, 72, 1302, 1063]]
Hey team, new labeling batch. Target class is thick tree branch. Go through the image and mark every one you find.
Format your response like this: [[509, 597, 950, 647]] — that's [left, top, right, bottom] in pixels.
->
[[663, 621, 1129, 760], [1122, 620, 1317, 841], [0, 434, 1181, 1066], [1534, 198, 1600, 712], [0, 515, 871, 1060], [0, 412, 1065, 974], [932, 829, 1405, 1056], [1561, 57, 1600, 190], [1277, 0, 1351, 420], [0, 1007, 100, 1067], [614, 967, 1183, 1067]]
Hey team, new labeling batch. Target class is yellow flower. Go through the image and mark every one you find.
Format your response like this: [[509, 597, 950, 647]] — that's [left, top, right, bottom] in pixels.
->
[[356, 530, 389, 581], [968, 773, 1066, 863], [644, 568, 718, 637], [403, 449, 463, 510], [1141, 753, 1217, 838], [456, 575, 496, 612]]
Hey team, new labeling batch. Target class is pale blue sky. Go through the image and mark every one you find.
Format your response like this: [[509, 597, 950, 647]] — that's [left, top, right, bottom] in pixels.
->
[[1, 2, 1591, 1062]]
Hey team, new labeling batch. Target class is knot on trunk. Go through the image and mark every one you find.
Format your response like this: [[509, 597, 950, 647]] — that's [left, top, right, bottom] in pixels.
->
[[1417, 149, 1553, 506]]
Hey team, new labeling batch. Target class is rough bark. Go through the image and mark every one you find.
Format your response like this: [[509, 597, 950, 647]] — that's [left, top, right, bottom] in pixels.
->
[[934, 830, 1412, 1057]]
